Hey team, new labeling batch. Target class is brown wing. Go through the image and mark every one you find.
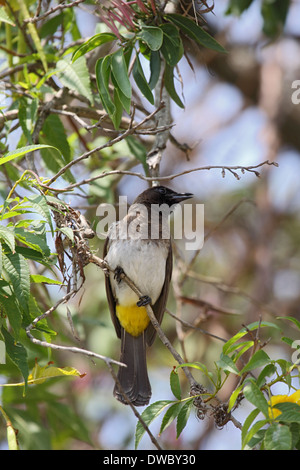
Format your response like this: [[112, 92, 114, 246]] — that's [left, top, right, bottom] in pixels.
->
[[103, 236, 121, 338], [146, 243, 173, 346]]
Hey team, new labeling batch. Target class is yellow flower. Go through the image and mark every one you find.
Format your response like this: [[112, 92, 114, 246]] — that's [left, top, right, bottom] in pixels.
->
[[269, 390, 300, 418]]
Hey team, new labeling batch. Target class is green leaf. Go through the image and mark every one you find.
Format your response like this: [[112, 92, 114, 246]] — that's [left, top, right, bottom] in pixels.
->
[[138, 25, 163, 51], [125, 136, 147, 172], [111, 49, 132, 99], [1, 326, 29, 391], [72, 32, 117, 62], [274, 402, 300, 423], [223, 321, 281, 355], [14, 246, 45, 263], [30, 274, 62, 285], [112, 83, 124, 130], [112, 73, 131, 114], [226, 0, 254, 16], [241, 408, 260, 449], [133, 54, 154, 105], [0, 225, 15, 253], [261, 0, 290, 38], [96, 56, 115, 118], [6, 422, 19, 450], [216, 353, 239, 375], [160, 23, 183, 66], [159, 402, 183, 435], [239, 349, 271, 375], [27, 361, 83, 385], [228, 384, 244, 412], [176, 398, 194, 438], [164, 64, 184, 108], [224, 339, 254, 356], [0, 144, 61, 166], [170, 369, 181, 400], [166, 13, 227, 53], [22, 194, 53, 234], [135, 400, 173, 449], [256, 363, 276, 388], [56, 57, 93, 104], [41, 114, 71, 163], [0, 7, 15, 26], [277, 315, 300, 331], [14, 227, 51, 257], [3, 252, 30, 313], [18, 97, 38, 144], [58, 226, 74, 243], [264, 423, 292, 450], [39, 12, 63, 39], [243, 380, 269, 417], [243, 418, 269, 449], [0, 292, 22, 338], [149, 50, 161, 90], [290, 422, 300, 449]]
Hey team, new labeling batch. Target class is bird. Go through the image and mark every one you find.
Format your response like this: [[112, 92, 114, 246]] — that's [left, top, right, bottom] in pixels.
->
[[103, 186, 193, 406]]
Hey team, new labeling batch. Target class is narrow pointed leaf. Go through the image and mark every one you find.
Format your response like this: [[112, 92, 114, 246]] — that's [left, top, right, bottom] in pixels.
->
[[135, 400, 173, 448], [160, 23, 183, 66], [96, 56, 115, 117], [164, 64, 184, 108], [176, 398, 193, 438], [1, 326, 29, 391], [160, 402, 183, 435], [0, 144, 61, 166], [243, 380, 269, 417], [0, 225, 15, 253], [239, 349, 271, 375], [170, 369, 181, 400], [3, 252, 30, 313], [111, 49, 132, 99], [133, 54, 154, 105], [72, 32, 116, 62], [166, 13, 227, 53], [149, 50, 161, 90]]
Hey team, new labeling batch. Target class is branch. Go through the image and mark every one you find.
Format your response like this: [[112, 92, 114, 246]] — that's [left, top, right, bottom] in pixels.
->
[[47, 102, 166, 186], [59, 160, 278, 193], [23, 0, 86, 24]]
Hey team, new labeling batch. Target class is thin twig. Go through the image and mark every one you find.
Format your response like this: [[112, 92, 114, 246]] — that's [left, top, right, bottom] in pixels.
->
[[23, 0, 86, 24]]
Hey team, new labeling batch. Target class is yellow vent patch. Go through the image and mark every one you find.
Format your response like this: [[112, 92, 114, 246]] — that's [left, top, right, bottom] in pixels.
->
[[116, 304, 150, 337]]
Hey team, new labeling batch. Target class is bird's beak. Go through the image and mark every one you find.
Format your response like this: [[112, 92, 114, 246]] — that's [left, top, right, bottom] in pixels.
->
[[169, 192, 193, 203]]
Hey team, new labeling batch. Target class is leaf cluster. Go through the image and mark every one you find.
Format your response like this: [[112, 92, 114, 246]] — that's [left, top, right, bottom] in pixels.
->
[[72, 13, 226, 128], [135, 319, 300, 450]]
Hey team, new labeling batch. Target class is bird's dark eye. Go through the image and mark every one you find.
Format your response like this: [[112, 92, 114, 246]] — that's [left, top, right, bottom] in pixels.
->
[[158, 187, 167, 195]]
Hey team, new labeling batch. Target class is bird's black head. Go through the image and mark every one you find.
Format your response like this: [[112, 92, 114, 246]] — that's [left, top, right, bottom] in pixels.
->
[[134, 186, 193, 207]]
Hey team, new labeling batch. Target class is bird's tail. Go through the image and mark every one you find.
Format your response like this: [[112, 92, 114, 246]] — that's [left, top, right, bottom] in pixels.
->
[[114, 329, 151, 406]]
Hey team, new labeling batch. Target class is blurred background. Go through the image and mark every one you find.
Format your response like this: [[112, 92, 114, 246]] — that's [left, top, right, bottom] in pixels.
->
[[1, 0, 300, 450]]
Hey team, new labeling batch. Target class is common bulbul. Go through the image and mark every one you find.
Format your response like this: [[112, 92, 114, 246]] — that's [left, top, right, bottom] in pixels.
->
[[104, 186, 193, 406]]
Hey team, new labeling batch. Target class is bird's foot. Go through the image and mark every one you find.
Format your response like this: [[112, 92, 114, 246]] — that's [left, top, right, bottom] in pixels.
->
[[114, 266, 125, 284], [137, 295, 151, 307]]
